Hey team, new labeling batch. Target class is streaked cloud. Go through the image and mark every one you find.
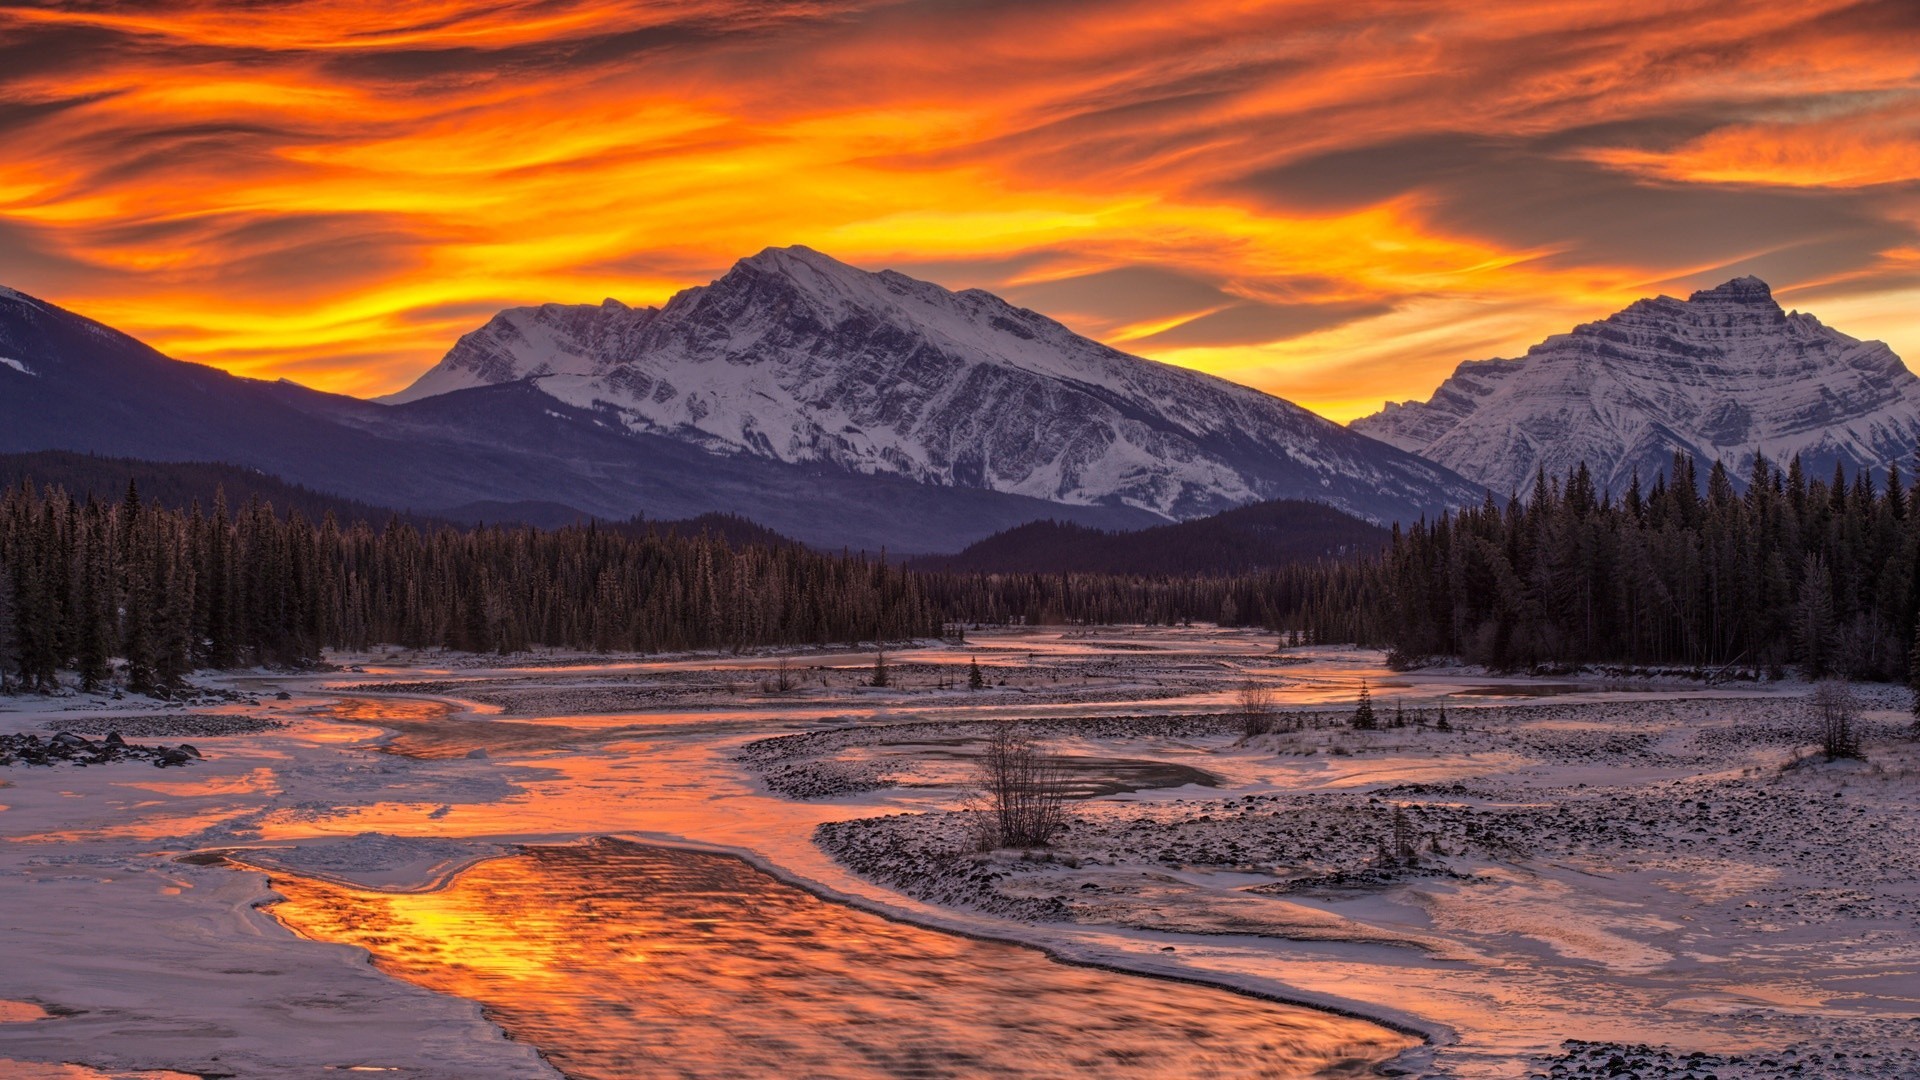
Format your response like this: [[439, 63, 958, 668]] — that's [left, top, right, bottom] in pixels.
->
[[1, 0, 1916, 416]]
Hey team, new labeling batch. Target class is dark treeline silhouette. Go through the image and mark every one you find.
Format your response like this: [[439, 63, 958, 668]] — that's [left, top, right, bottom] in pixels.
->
[[920, 563, 1367, 638], [0, 450, 457, 530], [12, 450, 1913, 696], [0, 478, 1338, 694], [0, 480, 948, 693], [907, 499, 1389, 576], [1375, 454, 1920, 680]]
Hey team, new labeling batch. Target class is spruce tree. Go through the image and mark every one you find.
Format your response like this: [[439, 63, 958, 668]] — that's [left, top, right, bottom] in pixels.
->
[[968, 656, 985, 690], [1352, 681, 1376, 730], [1908, 621, 1920, 719]]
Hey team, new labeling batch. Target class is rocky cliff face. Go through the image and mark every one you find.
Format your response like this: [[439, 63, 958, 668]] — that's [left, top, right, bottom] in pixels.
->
[[390, 246, 1480, 523], [1352, 277, 1920, 493]]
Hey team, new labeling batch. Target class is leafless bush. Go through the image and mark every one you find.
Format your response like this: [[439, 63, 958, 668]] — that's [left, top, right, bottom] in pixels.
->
[[1810, 680, 1864, 761], [761, 657, 797, 694], [1237, 680, 1277, 737], [972, 725, 1066, 849]]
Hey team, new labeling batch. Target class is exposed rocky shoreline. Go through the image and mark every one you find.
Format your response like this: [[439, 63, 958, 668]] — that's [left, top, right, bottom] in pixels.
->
[[2, 730, 203, 768]]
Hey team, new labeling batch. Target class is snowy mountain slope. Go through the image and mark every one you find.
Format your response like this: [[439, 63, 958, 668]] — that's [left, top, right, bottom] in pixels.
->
[[1352, 277, 1920, 494], [0, 283, 1164, 552], [389, 246, 1481, 523]]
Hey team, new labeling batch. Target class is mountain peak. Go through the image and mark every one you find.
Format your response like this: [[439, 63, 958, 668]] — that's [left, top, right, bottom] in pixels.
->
[[382, 246, 1479, 524], [737, 244, 852, 277], [1352, 282, 1915, 496], [1687, 275, 1775, 306]]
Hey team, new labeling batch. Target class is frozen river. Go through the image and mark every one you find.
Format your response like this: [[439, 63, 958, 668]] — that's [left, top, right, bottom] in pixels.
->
[[260, 839, 1408, 1078], [4, 627, 1914, 1078]]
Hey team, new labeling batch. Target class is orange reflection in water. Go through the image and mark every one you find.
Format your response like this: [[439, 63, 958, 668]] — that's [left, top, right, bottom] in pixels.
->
[[263, 840, 1415, 1078]]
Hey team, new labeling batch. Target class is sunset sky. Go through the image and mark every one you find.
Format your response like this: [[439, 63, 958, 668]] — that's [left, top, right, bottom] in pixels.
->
[[2, 0, 1917, 420]]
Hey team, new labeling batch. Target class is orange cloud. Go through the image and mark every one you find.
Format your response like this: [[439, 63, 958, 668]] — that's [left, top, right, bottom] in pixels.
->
[[1586, 104, 1920, 189], [0, 0, 1916, 419]]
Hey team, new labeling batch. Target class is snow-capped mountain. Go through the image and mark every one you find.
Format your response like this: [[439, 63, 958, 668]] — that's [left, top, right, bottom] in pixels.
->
[[0, 282, 1171, 552], [1351, 277, 1920, 494], [389, 246, 1480, 523]]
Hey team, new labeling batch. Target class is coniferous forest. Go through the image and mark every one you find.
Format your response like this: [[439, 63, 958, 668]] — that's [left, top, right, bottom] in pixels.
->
[[1373, 454, 1920, 681], [0, 477, 1328, 693], [3, 450, 1918, 693]]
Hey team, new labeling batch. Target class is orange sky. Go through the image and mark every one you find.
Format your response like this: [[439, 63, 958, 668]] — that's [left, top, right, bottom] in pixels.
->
[[2, 0, 1918, 420]]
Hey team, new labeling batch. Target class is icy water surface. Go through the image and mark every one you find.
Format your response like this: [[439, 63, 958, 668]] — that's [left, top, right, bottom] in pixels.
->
[[262, 839, 1415, 1079]]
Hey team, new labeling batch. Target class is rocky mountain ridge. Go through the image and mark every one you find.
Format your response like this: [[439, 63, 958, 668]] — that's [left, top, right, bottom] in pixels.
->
[[1352, 277, 1920, 493], [389, 246, 1482, 524]]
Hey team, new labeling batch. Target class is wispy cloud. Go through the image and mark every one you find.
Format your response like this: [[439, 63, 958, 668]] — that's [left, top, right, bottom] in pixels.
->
[[2, 0, 1916, 415]]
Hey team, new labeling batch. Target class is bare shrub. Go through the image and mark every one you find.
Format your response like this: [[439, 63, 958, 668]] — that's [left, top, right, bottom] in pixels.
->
[[1833, 613, 1902, 682], [761, 657, 796, 694], [972, 725, 1066, 849], [1810, 680, 1864, 761], [1237, 680, 1277, 737]]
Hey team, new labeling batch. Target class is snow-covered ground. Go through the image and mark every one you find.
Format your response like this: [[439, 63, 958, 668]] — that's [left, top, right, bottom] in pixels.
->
[[2, 629, 1917, 1078]]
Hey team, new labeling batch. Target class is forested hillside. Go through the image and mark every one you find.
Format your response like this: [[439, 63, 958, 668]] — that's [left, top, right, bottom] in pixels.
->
[[0, 482, 946, 693], [5, 450, 1916, 695], [0, 479, 1334, 694], [0, 451, 452, 529], [1375, 455, 1920, 680], [909, 499, 1388, 575]]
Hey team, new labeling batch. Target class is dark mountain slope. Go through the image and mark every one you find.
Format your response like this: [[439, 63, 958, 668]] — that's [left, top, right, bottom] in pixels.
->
[[910, 498, 1389, 575]]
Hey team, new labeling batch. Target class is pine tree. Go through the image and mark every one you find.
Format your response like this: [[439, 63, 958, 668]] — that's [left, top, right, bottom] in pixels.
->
[[1352, 680, 1376, 730], [1795, 554, 1835, 680], [870, 649, 890, 688], [1908, 621, 1920, 720], [968, 656, 985, 690]]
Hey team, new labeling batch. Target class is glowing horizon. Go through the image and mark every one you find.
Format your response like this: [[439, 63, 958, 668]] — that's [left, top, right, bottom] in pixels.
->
[[3, 0, 1917, 421]]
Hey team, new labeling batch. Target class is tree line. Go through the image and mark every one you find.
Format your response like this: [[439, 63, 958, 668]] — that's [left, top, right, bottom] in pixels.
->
[[9, 449, 1917, 695], [0, 481, 951, 692], [1372, 454, 1920, 681], [0, 479, 1322, 693]]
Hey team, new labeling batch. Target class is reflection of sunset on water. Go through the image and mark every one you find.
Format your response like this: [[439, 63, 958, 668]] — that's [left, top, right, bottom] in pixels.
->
[[261, 840, 1415, 1078]]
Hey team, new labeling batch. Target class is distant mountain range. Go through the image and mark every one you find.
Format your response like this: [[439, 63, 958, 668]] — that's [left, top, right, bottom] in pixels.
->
[[907, 499, 1388, 576], [0, 451, 806, 548], [1351, 277, 1920, 494], [0, 451, 453, 528], [0, 251, 1480, 551]]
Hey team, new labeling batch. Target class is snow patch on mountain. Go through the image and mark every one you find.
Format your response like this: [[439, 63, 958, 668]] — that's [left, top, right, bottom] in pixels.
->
[[388, 246, 1479, 523], [0, 356, 33, 376], [1352, 277, 1920, 494]]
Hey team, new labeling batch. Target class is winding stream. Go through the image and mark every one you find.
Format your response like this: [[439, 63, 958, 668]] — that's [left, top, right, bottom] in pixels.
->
[[260, 840, 1416, 1078]]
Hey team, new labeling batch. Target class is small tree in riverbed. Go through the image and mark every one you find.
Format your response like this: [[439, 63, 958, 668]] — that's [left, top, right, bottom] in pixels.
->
[[870, 650, 889, 688], [1237, 679, 1277, 737], [968, 657, 985, 691], [1810, 680, 1863, 761], [1352, 681, 1377, 730], [1391, 805, 1417, 865], [973, 725, 1066, 849]]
